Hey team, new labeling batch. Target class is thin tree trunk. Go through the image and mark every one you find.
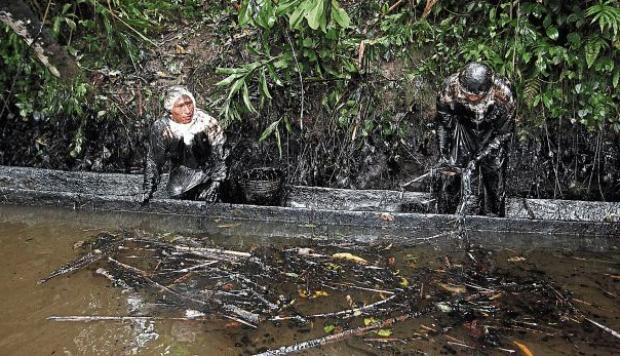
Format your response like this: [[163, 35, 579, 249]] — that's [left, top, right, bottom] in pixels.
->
[[0, 0, 78, 80]]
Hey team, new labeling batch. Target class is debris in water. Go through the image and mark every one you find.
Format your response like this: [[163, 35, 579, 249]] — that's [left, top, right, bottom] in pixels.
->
[[42, 231, 620, 354]]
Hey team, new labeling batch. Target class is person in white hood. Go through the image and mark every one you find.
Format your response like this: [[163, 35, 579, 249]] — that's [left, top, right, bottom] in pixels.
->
[[142, 85, 227, 203]]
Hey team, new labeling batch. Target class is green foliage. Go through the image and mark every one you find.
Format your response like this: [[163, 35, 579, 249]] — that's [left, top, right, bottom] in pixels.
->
[[0, 0, 201, 158], [217, 0, 620, 135], [48, 0, 192, 66], [216, 0, 357, 124]]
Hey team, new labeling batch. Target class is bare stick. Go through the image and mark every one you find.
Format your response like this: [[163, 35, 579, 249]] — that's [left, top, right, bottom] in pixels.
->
[[48, 315, 208, 322], [154, 260, 219, 275], [171, 245, 250, 262], [585, 318, 620, 340], [328, 282, 395, 295], [39, 252, 103, 284], [108, 257, 260, 326], [272, 295, 397, 321], [256, 313, 414, 356]]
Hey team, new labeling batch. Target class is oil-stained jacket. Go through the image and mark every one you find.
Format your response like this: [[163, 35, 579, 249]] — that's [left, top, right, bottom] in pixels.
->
[[435, 73, 516, 215], [143, 110, 226, 199], [436, 73, 516, 166]]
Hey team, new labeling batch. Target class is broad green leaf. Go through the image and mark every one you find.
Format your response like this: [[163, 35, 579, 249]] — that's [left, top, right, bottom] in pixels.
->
[[259, 119, 281, 142], [216, 73, 244, 86], [227, 78, 245, 99], [238, 0, 252, 26], [542, 93, 553, 109], [585, 39, 603, 68], [216, 67, 245, 75], [242, 82, 257, 113], [276, 0, 302, 16], [306, 0, 324, 30], [290, 0, 315, 28], [331, 0, 351, 28], [256, 0, 275, 29], [267, 63, 284, 86], [546, 26, 559, 40], [289, 6, 305, 28], [259, 70, 272, 99]]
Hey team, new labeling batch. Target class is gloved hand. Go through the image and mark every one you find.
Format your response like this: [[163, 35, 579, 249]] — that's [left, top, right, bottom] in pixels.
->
[[465, 159, 477, 174], [198, 181, 221, 203], [435, 156, 459, 175], [140, 192, 152, 206]]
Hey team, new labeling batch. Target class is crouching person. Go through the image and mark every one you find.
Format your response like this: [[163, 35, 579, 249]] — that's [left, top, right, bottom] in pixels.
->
[[142, 85, 227, 204], [434, 62, 516, 216]]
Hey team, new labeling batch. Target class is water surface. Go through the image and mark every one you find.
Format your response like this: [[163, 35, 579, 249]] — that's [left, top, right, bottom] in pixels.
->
[[0, 206, 618, 355]]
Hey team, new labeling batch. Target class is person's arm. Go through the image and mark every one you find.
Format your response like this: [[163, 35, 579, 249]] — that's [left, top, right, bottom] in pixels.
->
[[142, 121, 168, 203], [436, 78, 457, 165], [205, 114, 227, 182], [199, 114, 228, 202], [473, 79, 516, 164]]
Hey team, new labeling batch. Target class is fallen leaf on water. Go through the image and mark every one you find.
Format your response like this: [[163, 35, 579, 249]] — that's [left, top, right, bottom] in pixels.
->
[[364, 317, 378, 326], [175, 44, 187, 54], [332, 252, 368, 265], [513, 340, 534, 356], [399, 277, 409, 288], [323, 324, 335, 334], [376, 329, 392, 337], [438, 282, 466, 295], [299, 289, 330, 299], [312, 290, 329, 298]]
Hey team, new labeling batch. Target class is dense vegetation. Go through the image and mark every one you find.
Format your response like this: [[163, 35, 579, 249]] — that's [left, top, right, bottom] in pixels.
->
[[1, 1, 619, 199]]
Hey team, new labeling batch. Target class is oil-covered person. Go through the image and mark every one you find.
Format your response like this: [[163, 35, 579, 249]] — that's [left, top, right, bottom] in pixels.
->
[[142, 85, 227, 204], [434, 62, 516, 216]]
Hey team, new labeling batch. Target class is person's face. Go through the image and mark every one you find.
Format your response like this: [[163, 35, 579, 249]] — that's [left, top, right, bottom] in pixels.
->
[[170, 95, 194, 124], [465, 92, 484, 104]]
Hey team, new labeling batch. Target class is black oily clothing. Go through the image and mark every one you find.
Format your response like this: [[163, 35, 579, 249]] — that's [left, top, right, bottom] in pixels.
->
[[143, 112, 227, 199], [435, 73, 516, 216]]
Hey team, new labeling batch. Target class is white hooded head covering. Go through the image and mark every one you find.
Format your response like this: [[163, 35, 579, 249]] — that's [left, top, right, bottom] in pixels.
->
[[163, 85, 196, 112], [163, 85, 202, 145]]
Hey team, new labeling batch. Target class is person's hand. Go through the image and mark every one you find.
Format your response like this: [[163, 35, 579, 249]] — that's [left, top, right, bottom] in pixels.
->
[[199, 181, 221, 203], [435, 156, 459, 175], [140, 192, 152, 207], [465, 160, 477, 173]]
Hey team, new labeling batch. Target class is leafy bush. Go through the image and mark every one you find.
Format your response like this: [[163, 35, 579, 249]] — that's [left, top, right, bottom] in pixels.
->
[[217, 0, 620, 134]]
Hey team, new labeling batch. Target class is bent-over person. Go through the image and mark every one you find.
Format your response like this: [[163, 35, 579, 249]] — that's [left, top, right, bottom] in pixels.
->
[[142, 86, 227, 204], [435, 62, 516, 216]]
